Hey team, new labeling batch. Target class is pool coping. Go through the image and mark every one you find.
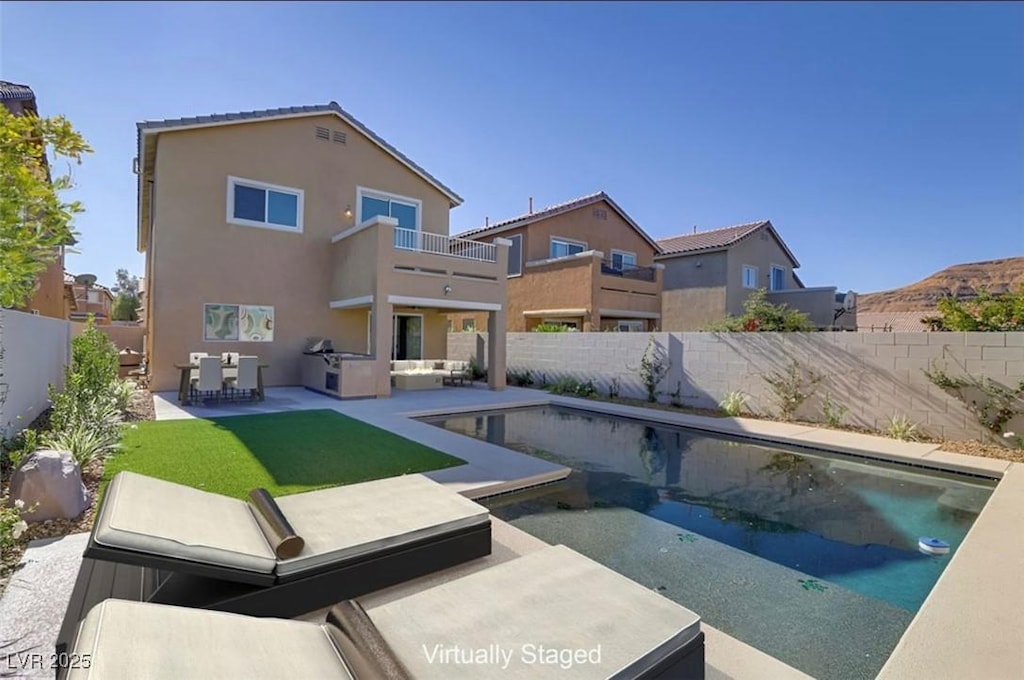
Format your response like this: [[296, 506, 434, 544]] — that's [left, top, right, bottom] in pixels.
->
[[405, 393, 1024, 679]]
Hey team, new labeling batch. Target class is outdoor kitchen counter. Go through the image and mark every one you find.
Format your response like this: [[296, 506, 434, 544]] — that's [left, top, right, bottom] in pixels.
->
[[301, 352, 376, 399]]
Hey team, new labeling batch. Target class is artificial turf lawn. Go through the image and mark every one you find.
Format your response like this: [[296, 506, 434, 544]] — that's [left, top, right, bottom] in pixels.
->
[[103, 409, 464, 499]]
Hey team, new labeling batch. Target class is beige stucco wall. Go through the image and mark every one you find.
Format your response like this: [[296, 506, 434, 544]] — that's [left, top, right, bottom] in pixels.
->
[[724, 229, 800, 315], [661, 287, 728, 331], [145, 114, 455, 391], [24, 257, 66, 319]]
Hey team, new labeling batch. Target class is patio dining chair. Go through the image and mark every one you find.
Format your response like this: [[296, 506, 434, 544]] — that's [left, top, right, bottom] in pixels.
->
[[192, 356, 224, 405], [188, 352, 208, 385], [225, 356, 258, 401]]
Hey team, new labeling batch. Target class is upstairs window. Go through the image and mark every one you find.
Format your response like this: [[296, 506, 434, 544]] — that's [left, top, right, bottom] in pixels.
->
[[611, 249, 637, 271], [550, 237, 586, 259], [506, 234, 523, 277], [770, 265, 786, 291], [358, 187, 421, 248], [742, 265, 758, 289], [228, 176, 303, 232]]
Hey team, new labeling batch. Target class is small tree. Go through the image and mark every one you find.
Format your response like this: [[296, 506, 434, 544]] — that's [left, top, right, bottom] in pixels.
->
[[705, 289, 815, 332], [111, 268, 141, 322], [762, 359, 824, 421], [636, 334, 670, 402], [0, 106, 92, 308], [933, 285, 1024, 331]]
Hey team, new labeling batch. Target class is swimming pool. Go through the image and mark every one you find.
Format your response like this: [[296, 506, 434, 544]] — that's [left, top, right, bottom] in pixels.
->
[[422, 405, 996, 680]]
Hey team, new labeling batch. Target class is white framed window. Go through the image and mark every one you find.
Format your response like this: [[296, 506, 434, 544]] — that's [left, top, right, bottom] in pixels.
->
[[770, 265, 786, 291], [617, 320, 644, 332], [610, 249, 637, 271], [505, 234, 523, 277], [550, 237, 587, 259], [87, 290, 102, 303], [357, 187, 421, 249], [227, 176, 303, 232], [742, 265, 758, 289]]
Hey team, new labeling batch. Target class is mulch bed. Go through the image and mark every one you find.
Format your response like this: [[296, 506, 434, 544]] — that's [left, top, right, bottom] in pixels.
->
[[0, 386, 156, 597]]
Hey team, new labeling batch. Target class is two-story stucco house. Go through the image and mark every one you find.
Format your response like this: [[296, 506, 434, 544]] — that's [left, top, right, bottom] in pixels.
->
[[657, 220, 856, 331], [451, 192, 663, 332], [136, 102, 508, 397]]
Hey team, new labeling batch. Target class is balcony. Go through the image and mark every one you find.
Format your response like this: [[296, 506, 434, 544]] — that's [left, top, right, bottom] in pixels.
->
[[330, 216, 508, 311], [599, 258, 657, 282]]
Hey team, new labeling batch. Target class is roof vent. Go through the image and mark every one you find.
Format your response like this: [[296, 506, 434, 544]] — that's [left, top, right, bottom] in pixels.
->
[[332, 131, 347, 144], [315, 126, 329, 140]]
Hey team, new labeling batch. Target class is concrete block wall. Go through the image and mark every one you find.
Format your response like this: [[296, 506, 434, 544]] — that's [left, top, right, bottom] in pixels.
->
[[447, 331, 1024, 443]]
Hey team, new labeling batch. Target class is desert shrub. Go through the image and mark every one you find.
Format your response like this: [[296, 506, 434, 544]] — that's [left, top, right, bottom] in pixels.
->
[[0, 493, 29, 552], [111, 379, 135, 415], [637, 335, 670, 403], [820, 393, 849, 428], [506, 368, 534, 387], [608, 377, 620, 400], [886, 413, 921, 441], [704, 289, 815, 332], [719, 391, 748, 417], [547, 376, 596, 398], [761, 359, 824, 421], [43, 398, 123, 466], [1, 428, 40, 471], [467, 356, 487, 381], [532, 323, 572, 332]]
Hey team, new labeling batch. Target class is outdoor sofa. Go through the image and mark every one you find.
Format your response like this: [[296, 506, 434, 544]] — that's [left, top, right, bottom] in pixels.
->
[[56, 471, 491, 657], [390, 359, 471, 386], [62, 545, 704, 679]]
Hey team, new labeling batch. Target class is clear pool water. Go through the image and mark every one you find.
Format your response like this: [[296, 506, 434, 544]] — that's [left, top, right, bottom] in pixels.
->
[[423, 405, 996, 680]]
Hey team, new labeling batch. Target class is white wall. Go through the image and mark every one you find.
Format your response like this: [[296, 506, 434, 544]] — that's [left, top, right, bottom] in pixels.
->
[[0, 309, 70, 436], [448, 331, 1024, 443]]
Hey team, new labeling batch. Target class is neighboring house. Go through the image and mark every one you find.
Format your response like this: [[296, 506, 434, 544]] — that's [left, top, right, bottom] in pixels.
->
[[64, 273, 115, 324], [1, 80, 68, 319], [451, 192, 663, 332], [136, 102, 508, 396], [656, 220, 856, 331]]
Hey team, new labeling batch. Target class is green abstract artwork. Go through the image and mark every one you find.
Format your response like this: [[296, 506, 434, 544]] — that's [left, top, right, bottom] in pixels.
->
[[204, 304, 239, 340], [240, 305, 274, 341], [204, 304, 274, 342]]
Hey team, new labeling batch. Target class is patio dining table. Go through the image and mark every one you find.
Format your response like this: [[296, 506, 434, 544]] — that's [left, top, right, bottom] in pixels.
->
[[174, 361, 268, 405]]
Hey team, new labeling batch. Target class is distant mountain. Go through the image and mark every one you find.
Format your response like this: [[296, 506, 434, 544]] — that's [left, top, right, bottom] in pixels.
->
[[857, 257, 1024, 313]]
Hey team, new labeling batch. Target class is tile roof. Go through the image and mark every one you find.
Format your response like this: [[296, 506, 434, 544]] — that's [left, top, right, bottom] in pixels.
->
[[453, 191, 660, 250], [0, 81, 35, 101], [656, 220, 769, 255], [136, 101, 462, 205], [857, 311, 937, 333]]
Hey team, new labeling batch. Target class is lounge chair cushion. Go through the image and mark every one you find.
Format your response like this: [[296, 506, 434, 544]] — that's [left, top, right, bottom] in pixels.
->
[[275, 474, 488, 577], [93, 472, 276, 574], [67, 599, 352, 680], [366, 544, 702, 679]]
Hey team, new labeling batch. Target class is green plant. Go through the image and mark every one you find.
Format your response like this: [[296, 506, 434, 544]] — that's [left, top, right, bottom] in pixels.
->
[[2, 428, 40, 471], [0, 105, 92, 308], [704, 288, 815, 332], [886, 413, 921, 441], [532, 322, 572, 332], [467, 356, 487, 381], [44, 398, 123, 466], [761, 359, 824, 421], [546, 376, 596, 398], [111, 379, 135, 414], [968, 378, 1024, 435], [506, 368, 533, 387], [719, 391, 748, 417], [933, 284, 1024, 331], [922, 359, 967, 390], [820, 393, 849, 428], [636, 334, 670, 402]]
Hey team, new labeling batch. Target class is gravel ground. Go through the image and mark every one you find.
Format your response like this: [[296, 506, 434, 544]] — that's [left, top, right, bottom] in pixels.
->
[[0, 386, 156, 597]]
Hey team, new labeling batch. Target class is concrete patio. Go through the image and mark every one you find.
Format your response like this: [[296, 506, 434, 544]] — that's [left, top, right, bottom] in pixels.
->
[[2, 383, 1020, 679]]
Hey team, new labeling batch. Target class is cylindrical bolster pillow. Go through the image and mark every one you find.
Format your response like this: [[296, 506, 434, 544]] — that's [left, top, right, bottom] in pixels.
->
[[325, 601, 412, 680], [248, 488, 305, 559]]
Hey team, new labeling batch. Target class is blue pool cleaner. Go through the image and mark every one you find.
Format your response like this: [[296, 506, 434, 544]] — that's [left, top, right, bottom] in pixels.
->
[[918, 537, 950, 555]]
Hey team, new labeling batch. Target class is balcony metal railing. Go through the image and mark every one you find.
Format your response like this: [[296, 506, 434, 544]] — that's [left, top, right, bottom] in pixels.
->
[[600, 259, 656, 282], [394, 228, 497, 263]]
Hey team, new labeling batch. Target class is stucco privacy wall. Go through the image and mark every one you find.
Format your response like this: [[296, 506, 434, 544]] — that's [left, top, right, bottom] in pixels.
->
[[447, 331, 1024, 442], [0, 309, 70, 436]]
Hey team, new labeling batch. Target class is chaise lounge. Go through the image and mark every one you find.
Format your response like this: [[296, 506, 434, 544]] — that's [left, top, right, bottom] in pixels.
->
[[56, 471, 491, 657], [63, 545, 704, 679]]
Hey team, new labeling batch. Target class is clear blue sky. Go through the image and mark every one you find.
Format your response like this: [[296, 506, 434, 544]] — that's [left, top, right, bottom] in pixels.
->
[[1, 1, 1021, 293]]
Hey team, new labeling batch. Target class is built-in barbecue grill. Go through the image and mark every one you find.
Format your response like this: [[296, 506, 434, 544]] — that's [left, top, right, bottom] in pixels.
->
[[301, 338, 375, 399]]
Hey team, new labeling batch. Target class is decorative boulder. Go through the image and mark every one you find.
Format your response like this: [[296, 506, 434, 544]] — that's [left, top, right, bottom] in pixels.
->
[[8, 450, 89, 522]]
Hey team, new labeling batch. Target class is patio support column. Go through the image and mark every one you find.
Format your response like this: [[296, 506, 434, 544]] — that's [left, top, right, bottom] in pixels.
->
[[487, 307, 507, 391], [372, 298, 393, 398]]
